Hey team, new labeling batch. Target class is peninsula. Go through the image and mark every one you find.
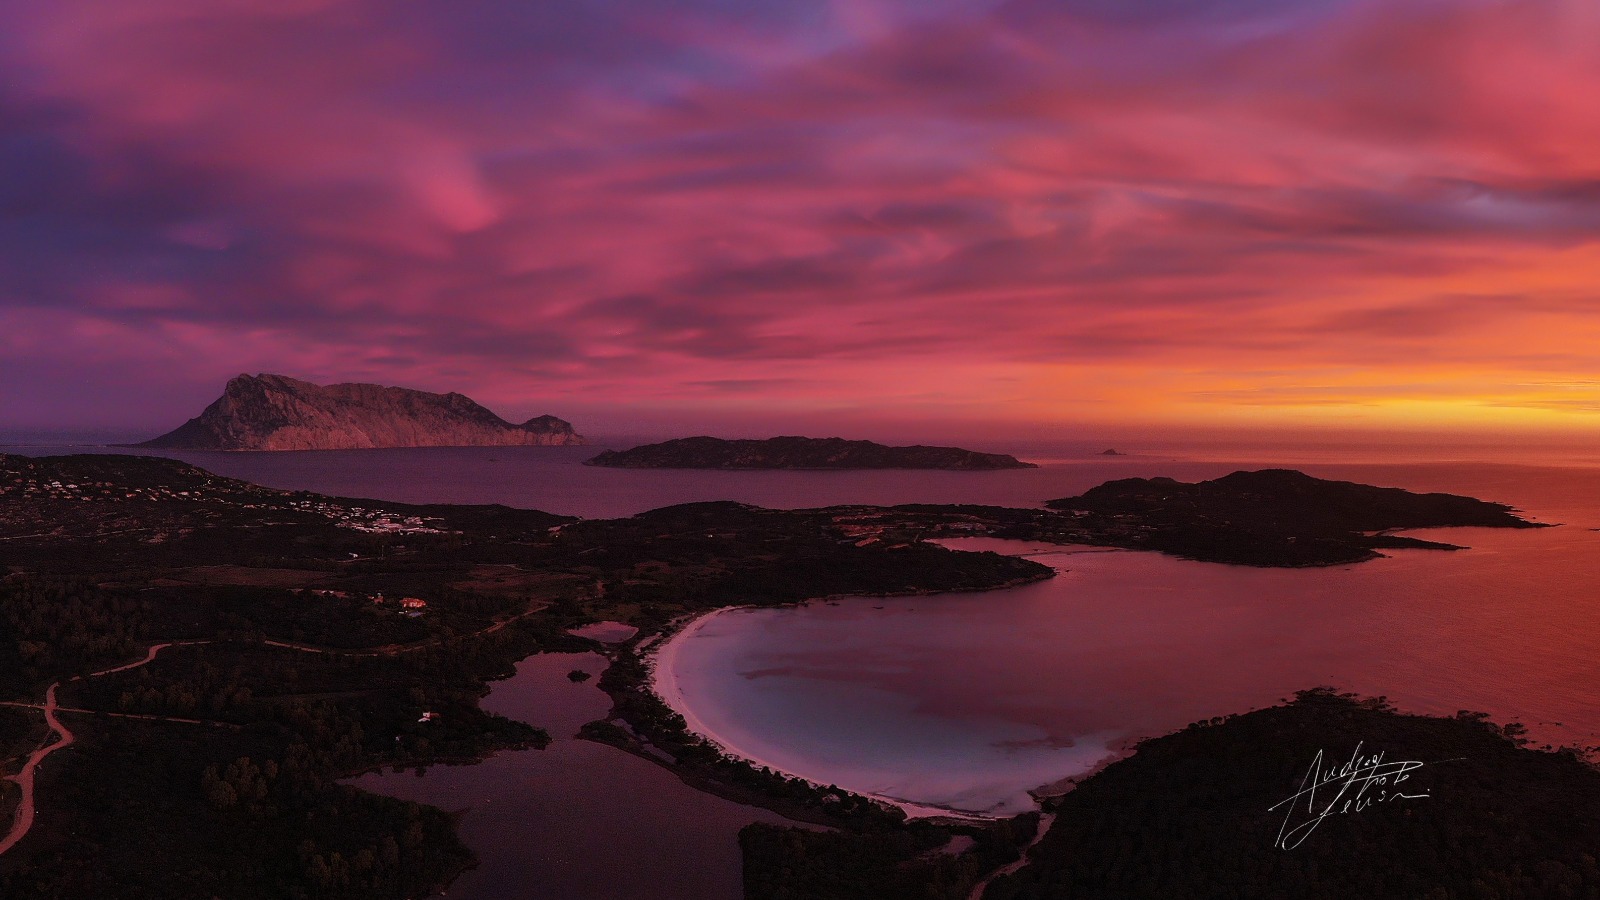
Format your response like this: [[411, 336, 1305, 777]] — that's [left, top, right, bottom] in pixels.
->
[[822, 468, 1540, 566], [1039, 468, 1540, 565], [585, 436, 1036, 470], [133, 374, 584, 451]]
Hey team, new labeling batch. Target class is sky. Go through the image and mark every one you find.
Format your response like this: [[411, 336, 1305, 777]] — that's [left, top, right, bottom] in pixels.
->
[[4, 0, 1600, 441]]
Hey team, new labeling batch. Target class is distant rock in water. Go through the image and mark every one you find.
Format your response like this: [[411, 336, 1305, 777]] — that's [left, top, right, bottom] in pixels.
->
[[585, 436, 1036, 470], [1100, 448, 1122, 456], [134, 374, 585, 451]]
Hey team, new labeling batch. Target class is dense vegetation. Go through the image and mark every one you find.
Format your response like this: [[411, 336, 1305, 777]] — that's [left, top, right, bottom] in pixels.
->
[[1043, 468, 1541, 566], [540, 501, 1050, 634], [741, 815, 1041, 900], [0, 577, 154, 695], [0, 578, 553, 898], [0, 454, 1051, 898], [0, 454, 1561, 898], [985, 690, 1600, 900], [776, 468, 1541, 568], [7, 715, 472, 899], [733, 691, 1600, 900]]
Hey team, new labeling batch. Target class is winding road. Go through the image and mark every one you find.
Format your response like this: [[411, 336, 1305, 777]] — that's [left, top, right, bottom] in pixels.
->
[[0, 641, 211, 856], [78, 640, 210, 679], [0, 597, 560, 857], [0, 683, 70, 857]]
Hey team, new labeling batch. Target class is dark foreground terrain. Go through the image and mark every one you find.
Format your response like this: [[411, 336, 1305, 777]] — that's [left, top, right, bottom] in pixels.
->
[[743, 690, 1600, 900], [983, 689, 1600, 900], [0, 454, 1042, 898], [0, 454, 1551, 898]]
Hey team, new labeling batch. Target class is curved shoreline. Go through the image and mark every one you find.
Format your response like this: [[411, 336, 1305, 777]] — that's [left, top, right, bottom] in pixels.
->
[[645, 604, 1017, 822]]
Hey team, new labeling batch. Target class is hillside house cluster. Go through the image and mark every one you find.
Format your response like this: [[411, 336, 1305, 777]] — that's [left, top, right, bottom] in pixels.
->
[[305, 589, 429, 617]]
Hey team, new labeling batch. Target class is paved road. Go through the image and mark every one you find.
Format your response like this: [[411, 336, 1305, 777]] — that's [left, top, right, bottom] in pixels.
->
[[0, 683, 71, 856], [0, 640, 211, 856], [78, 640, 209, 679], [0, 597, 560, 856]]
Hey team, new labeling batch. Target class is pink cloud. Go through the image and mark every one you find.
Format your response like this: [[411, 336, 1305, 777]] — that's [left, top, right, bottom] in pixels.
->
[[4, 0, 1600, 433]]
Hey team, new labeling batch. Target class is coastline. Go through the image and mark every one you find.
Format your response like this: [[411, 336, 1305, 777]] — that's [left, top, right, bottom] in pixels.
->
[[644, 602, 1013, 822]]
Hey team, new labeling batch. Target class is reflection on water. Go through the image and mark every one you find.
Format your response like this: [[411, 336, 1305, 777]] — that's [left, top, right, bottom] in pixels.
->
[[15, 442, 1600, 865], [658, 463, 1600, 815], [351, 653, 800, 900]]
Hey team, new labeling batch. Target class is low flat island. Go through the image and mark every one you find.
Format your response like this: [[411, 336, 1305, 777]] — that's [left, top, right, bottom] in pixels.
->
[[585, 436, 1037, 470]]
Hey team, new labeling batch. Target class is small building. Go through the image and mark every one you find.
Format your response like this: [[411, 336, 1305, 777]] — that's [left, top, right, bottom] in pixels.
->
[[418, 711, 439, 724]]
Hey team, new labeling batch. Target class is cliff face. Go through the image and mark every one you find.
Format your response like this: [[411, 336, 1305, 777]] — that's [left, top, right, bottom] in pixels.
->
[[136, 374, 584, 451], [585, 436, 1036, 470]]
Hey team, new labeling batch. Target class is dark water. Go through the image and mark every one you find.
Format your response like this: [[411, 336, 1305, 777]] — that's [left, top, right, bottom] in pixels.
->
[[349, 653, 799, 900]]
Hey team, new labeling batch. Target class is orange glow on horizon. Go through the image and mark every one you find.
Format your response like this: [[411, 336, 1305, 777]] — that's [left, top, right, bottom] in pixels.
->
[[5, 0, 1600, 437]]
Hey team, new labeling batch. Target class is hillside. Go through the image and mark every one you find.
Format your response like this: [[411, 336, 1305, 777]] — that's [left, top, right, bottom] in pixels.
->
[[984, 690, 1600, 899], [1039, 468, 1541, 565]]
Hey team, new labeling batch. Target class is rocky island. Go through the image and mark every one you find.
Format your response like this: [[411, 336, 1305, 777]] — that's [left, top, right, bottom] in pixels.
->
[[133, 374, 584, 451], [585, 436, 1036, 470]]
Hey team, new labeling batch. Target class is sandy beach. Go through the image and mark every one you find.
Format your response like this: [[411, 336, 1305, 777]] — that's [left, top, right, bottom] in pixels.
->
[[646, 605, 1006, 821], [644, 606, 749, 765]]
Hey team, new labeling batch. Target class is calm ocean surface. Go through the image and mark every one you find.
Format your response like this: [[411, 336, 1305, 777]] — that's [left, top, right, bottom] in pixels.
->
[[10, 436, 1598, 518], [0, 442, 1259, 518], [8, 440, 1600, 892], [651, 460, 1600, 815]]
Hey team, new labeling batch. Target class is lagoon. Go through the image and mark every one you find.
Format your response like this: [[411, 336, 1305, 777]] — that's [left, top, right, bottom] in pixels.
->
[[349, 652, 799, 900]]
